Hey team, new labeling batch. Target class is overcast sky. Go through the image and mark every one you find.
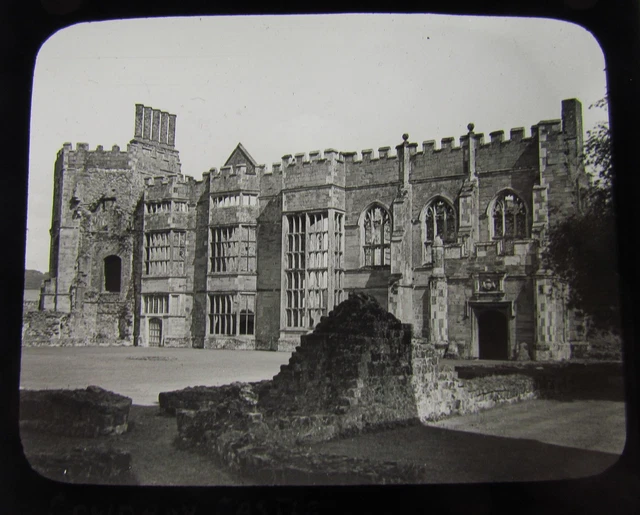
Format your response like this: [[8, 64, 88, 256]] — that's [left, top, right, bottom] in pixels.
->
[[26, 14, 607, 272]]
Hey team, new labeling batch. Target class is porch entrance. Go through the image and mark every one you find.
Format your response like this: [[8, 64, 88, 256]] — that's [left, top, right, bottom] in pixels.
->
[[149, 318, 163, 347], [477, 309, 509, 360]]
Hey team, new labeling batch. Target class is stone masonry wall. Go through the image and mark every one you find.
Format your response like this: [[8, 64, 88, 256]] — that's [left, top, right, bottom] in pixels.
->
[[159, 293, 619, 483]]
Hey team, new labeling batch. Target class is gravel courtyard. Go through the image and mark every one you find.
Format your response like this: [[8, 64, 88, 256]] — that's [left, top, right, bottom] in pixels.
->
[[19, 347, 626, 484], [20, 346, 292, 405]]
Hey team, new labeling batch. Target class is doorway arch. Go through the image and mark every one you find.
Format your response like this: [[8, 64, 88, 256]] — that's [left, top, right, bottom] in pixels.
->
[[148, 318, 163, 347], [477, 309, 509, 360]]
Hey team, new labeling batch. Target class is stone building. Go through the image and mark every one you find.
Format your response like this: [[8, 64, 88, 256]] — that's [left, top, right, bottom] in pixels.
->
[[32, 99, 589, 360]]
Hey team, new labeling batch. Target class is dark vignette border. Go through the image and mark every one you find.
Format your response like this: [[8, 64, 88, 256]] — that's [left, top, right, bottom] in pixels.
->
[[0, 1, 638, 514]]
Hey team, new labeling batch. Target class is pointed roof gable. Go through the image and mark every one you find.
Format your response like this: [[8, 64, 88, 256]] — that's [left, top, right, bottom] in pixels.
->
[[224, 142, 258, 168]]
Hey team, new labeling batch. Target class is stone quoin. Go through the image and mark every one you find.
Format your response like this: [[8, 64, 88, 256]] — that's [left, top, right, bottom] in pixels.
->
[[27, 99, 590, 361]]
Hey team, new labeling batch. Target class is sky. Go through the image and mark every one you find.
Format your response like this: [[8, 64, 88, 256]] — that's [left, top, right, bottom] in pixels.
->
[[26, 14, 607, 272]]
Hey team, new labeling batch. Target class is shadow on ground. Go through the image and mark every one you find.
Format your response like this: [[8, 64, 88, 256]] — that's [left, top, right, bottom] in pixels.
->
[[20, 402, 623, 486], [306, 423, 621, 484]]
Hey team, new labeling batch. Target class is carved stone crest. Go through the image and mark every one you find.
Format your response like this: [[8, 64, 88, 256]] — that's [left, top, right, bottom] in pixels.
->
[[480, 278, 497, 292]]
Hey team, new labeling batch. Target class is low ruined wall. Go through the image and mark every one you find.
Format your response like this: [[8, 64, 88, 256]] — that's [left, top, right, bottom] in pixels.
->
[[22, 311, 135, 347], [20, 386, 132, 437], [162, 337, 192, 348], [261, 330, 418, 427], [454, 361, 624, 402], [203, 337, 257, 351], [26, 447, 136, 485]]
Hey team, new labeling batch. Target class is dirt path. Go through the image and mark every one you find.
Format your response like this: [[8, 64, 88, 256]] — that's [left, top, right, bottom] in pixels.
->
[[118, 406, 256, 486], [21, 405, 255, 486]]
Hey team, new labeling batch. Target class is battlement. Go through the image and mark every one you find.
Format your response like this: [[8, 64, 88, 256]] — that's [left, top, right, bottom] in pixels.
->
[[60, 142, 127, 155], [277, 148, 344, 168], [208, 163, 258, 179], [57, 142, 131, 171], [133, 104, 177, 147], [198, 98, 580, 186], [144, 174, 195, 187]]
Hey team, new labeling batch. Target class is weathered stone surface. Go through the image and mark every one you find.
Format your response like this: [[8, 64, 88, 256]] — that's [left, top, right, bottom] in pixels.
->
[[20, 386, 132, 437], [159, 381, 268, 415], [314, 292, 403, 337], [29, 100, 591, 359], [27, 446, 135, 485]]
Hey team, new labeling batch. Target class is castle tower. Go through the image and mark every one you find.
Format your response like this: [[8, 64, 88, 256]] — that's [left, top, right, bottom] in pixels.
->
[[39, 104, 181, 347]]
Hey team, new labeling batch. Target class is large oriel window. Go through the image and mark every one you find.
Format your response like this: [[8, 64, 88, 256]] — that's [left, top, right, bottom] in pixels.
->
[[285, 213, 308, 328], [424, 197, 457, 244], [209, 293, 255, 336], [144, 230, 186, 276], [362, 204, 391, 267], [283, 211, 344, 330], [210, 225, 256, 273], [492, 191, 527, 239], [306, 212, 329, 329]]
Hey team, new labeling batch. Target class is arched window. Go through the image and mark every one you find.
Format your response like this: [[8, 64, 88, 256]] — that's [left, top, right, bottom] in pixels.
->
[[362, 204, 391, 267], [239, 309, 255, 335], [492, 191, 527, 239], [104, 255, 122, 292], [424, 198, 456, 244]]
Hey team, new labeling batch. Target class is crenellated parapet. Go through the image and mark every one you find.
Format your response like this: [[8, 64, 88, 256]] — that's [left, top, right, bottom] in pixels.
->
[[208, 163, 261, 195], [144, 173, 196, 197], [142, 174, 198, 234], [57, 142, 131, 171], [279, 148, 346, 192], [341, 146, 399, 163]]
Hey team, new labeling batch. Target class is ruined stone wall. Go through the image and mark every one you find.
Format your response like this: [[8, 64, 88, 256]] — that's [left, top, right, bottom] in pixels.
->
[[36, 142, 150, 346], [161, 294, 620, 482]]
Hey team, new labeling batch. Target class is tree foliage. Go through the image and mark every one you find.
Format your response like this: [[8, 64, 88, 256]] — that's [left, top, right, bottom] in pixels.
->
[[544, 98, 621, 335]]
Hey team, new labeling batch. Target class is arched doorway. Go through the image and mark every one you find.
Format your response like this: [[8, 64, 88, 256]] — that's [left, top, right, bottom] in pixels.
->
[[148, 318, 163, 347], [477, 309, 509, 360], [104, 255, 122, 292]]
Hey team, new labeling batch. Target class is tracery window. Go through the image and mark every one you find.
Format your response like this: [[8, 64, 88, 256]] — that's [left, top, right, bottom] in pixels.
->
[[424, 198, 456, 243], [492, 191, 527, 239], [362, 205, 391, 267]]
